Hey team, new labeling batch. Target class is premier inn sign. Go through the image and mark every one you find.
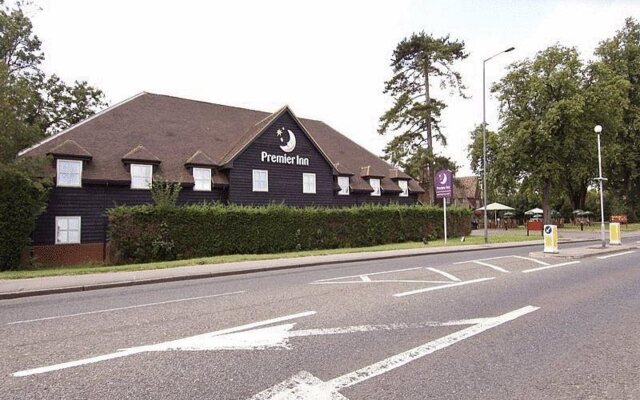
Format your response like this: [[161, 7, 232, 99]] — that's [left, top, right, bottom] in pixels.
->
[[260, 127, 310, 166], [261, 151, 310, 166]]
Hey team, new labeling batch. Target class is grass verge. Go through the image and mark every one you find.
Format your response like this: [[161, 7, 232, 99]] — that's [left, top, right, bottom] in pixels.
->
[[1, 234, 540, 280]]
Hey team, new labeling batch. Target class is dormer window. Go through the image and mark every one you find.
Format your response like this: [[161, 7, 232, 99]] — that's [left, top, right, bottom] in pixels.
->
[[131, 164, 153, 189], [338, 176, 350, 195], [370, 178, 381, 196], [399, 180, 409, 197], [56, 159, 82, 187], [193, 167, 212, 191]]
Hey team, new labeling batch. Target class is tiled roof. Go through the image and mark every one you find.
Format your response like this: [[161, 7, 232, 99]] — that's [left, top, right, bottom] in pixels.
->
[[21, 92, 422, 190], [122, 145, 161, 164], [453, 176, 479, 199], [47, 139, 92, 160], [185, 150, 217, 167]]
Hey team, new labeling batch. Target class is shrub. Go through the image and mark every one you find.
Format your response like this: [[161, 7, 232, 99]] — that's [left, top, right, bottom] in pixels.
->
[[0, 164, 49, 270], [151, 177, 182, 208], [108, 203, 472, 264]]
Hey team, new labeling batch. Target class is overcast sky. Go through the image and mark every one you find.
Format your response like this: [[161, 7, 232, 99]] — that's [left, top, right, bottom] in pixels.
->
[[27, 0, 640, 176]]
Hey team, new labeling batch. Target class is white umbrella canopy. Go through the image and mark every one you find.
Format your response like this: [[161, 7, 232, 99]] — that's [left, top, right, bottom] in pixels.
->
[[525, 208, 544, 215], [475, 202, 515, 211]]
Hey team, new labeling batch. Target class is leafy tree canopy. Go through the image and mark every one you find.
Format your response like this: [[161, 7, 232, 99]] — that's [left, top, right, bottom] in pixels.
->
[[379, 32, 467, 192], [0, 0, 107, 163]]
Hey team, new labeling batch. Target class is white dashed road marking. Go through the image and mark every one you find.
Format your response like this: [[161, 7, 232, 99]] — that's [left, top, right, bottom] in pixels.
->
[[522, 261, 581, 273], [7, 291, 246, 325], [393, 277, 495, 297], [597, 250, 636, 260], [425, 267, 461, 282], [471, 260, 510, 273], [512, 256, 549, 266]]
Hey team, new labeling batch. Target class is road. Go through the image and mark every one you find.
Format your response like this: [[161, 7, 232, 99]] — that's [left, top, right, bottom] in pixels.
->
[[2, 242, 640, 399]]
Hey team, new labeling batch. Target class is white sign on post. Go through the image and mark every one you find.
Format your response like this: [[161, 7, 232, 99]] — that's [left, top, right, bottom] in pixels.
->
[[435, 170, 453, 244]]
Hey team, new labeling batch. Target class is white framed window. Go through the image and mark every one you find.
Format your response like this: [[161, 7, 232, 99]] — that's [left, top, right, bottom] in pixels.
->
[[56, 159, 82, 187], [338, 176, 350, 195], [193, 167, 212, 191], [399, 180, 409, 197], [55, 216, 81, 244], [303, 173, 316, 194], [370, 178, 381, 196], [253, 169, 269, 192], [131, 164, 153, 189]]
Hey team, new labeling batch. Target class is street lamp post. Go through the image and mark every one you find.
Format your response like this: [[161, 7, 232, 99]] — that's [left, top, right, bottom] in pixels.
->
[[482, 46, 514, 244], [594, 124, 607, 248]]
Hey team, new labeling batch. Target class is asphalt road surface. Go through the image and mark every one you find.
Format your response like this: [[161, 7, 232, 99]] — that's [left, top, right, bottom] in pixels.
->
[[2, 242, 640, 399]]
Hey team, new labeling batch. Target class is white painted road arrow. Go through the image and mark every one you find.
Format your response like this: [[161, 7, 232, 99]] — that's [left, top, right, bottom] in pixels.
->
[[248, 305, 540, 400], [13, 306, 538, 383]]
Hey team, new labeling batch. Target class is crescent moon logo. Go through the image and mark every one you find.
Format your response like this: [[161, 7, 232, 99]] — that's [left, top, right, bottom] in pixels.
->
[[439, 173, 447, 185], [279, 129, 297, 153]]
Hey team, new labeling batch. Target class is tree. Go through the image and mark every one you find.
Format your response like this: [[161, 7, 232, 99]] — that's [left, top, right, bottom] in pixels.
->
[[378, 32, 468, 200], [0, 163, 48, 269], [492, 45, 591, 224], [593, 17, 640, 221], [0, 1, 107, 163]]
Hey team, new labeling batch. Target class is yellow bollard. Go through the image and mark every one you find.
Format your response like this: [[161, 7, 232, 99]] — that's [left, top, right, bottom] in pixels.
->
[[610, 222, 621, 245]]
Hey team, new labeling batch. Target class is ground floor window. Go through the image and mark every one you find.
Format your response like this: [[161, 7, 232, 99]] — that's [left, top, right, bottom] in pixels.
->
[[338, 176, 350, 195], [370, 178, 381, 196], [55, 216, 81, 244], [253, 169, 269, 192], [303, 173, 316, 194]]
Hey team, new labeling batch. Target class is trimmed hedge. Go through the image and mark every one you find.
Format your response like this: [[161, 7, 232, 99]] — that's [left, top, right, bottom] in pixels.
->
[[108, 203, 472, 264]]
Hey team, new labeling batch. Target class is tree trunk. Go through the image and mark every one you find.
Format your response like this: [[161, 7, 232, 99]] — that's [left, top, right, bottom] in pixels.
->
[[543, 178, 551, 225], [424, 62, 435, 204]]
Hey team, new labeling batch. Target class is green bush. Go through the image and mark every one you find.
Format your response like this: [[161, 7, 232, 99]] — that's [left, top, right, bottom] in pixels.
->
[[0, 164, 49, 270], [108, 203, 472, 264]]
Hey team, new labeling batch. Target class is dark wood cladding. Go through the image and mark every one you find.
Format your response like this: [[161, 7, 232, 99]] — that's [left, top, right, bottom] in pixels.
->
[[32, 184, 225, 246], [228, 111, 419, 207], [229, 112, 336, 206]]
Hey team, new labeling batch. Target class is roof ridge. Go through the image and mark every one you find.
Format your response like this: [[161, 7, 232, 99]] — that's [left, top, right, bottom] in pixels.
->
[[145, 92, 273, 116]]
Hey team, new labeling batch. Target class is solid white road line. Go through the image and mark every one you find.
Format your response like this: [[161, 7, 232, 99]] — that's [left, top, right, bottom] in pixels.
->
[[425, 267, 461, 282], [249, 306, 540, 399], [522, 261, 580, 273], [393, 277, 495, 297], [310, 280, 451, 285], [327, 306, 539, 392], [597, 250, 636, 260], [313, 267, 423, 283], [453, 255, 512, 264], [359, 275, 372, 282], [512, 256, 550, 266], [7, 291, 245, 325], [13, 310, 317, 377], [472, 260, 510, 273]]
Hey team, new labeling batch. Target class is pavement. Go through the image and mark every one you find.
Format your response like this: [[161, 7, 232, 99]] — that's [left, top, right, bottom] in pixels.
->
[[2, 239, 640, 399], [1, 230, 639, 299]]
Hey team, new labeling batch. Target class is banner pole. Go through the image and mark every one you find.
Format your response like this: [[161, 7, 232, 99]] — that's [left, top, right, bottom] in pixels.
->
[[444, 197, 448, 244]]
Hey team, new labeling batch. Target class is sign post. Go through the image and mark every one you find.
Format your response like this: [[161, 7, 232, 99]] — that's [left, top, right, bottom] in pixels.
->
[[610, 222, 621, 245], [543, 225, 558, 253], [435, 170, 453, 244]]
